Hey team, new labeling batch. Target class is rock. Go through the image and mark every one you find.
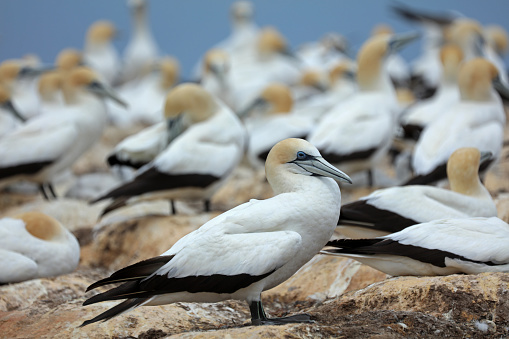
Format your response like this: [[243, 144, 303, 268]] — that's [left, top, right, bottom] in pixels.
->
[[266, 255, 388, 302], [86, 213, 218, 269], [312, 272, 509, 338]]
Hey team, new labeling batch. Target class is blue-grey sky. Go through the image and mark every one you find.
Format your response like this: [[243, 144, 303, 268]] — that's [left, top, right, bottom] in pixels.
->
[[1, 1, 509, 78]]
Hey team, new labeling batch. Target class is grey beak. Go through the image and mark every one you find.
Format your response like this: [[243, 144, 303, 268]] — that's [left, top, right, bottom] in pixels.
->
[[492, 76, 509, 101], [18, 65, 55, 78], [389, 32, 420, 53], [88, 81, 128, 108], [479, 150, 493, 166], [292, 156, 353, 184], [166, 113, 185, 144]]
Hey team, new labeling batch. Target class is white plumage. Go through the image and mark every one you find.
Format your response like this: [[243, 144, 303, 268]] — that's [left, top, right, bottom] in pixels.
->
[[82, 137, 352, 326], [323, 217, 509, 276], [0, 212, 80, 283]]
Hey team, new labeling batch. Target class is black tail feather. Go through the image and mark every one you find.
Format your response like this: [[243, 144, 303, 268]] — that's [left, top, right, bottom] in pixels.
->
[[86, 255, 174, 292], [80, 298, 148, 327]]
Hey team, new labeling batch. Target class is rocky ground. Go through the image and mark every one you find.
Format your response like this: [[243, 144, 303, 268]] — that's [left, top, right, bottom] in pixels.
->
[[1, 123, 509, 338]]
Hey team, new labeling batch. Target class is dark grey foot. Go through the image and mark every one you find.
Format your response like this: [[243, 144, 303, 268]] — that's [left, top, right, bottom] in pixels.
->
[[170, 200, 176, 215], [255, 313, 314, 326]]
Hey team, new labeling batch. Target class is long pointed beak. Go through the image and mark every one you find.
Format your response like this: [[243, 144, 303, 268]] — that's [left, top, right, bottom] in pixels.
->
[[2, 100, 26, 122], [492, 76, 509, 101], [293, 156, 353, 184], [209, 64, 227, 89], [19, 65, 55, 78], [480, 150, 493, 166], [389, 32, 420, 53], [279, 48, 302, 67], [166, 113, 185, 144], [88, 81, 128, 108]]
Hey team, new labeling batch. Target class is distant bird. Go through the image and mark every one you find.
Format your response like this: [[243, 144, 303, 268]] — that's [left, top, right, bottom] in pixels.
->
[[200, 49, 233, 109], [322, 216, 509, 276], [92, 83, 246, 216], [83, 20, 121, 85], [0, 59, 53, 120], [0, 211, 80, 283], [81, 138, 352, 327], [296, 32, 350, 71], [400, 44, 463, 140], [229, 26, 302, 112], [242, 83, 313, 169], [118, 0, 160, 85], [308, 33, 418, 186], [55, 48, 83, 75], [108, 56, 180, 126], [406, 58, 507, 186], [0, 67, 126, 199], [292, 60, 357, 123], [337, 147, 497, 239], [483, 24, 509, 87], [371, 23, 412, 89], [391, 3, 455, 99], [37, 71, 65, 114]]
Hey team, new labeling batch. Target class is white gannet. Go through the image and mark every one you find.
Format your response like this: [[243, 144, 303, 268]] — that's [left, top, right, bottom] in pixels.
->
[[0, 211, 80, 283], [390, 3, 455, 99], [192, 0, 259, 80], [107, 56, 180, 127], [323, 216, 509, 276], [81, 138, 352, 326], [118, 0, 160, 85], [0, 60, 53, 120], [92, 83, 246, 215], [37, 71, 65, 115], [241, 83, 313, 170], [0, 67, 126, 199], [296, 32, 350, 71], [83, 20, 121, 86], [400, 44, 463, 140], [407, 58, 507, 185], [292, 60, 358, 123], [0, 84, 24, 137], [200, 49, 233, 109], [308, 33, 417, 186], [372, 24, 412, 89], [337, 148, 497, 239], [229, 26, 302, 112]]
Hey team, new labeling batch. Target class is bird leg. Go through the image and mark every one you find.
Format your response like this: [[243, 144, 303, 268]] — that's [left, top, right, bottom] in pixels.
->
[[39, 184, 50, 200], [204, 199, 210, 212], [47, 183, 58, 199], [170, 200, 176, 215], [367, 169, 374, 187], [248, 300, 314, 326]]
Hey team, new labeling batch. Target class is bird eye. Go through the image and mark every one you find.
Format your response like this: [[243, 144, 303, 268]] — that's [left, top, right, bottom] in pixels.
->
[[296, 151, 307, 160]]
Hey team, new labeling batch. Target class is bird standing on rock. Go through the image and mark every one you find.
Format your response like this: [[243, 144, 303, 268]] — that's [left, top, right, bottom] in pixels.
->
[[81, 138, 352, 327]]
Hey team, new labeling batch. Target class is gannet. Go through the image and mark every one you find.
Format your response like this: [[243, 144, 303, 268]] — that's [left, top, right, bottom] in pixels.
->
[[118, 0, 160, 85], [229, 26, 302, 112], [92, 83, 246, 215], [337, 148, 497, 239], [391, 3, 455, 99], [407, 58, 507, 185], [81, 138, 352, 327], [323, 216, 509, 276], [293, 60, 358, 123], [0, 67, 126, 199], [200, 49, 233, 109], [242, 83, 313, 169], [296, 32, 350, 71], [55, 48, 83, 74], [372, 24, 412, 89], [37, 71, 64, 114], [0, 60, 53, 120], [308, 33, 418, 186], [83, 20, 121, 85], [0, 211, 80, 283], [400, 44, 463, 140]]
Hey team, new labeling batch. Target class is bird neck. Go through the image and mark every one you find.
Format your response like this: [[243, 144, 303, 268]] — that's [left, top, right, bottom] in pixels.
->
[[450, 177, 488, 198], [133, 5, 149, 33], [357, 57, 391, 92]]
